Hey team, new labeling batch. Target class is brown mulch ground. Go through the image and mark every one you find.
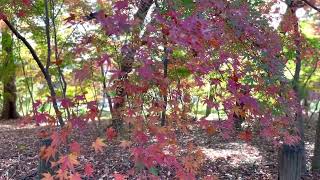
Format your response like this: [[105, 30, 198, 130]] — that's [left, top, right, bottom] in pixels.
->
[[0, 117, 320, 180]]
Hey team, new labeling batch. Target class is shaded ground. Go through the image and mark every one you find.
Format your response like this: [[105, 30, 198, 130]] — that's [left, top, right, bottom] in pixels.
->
[[0, 117, 319, 180]]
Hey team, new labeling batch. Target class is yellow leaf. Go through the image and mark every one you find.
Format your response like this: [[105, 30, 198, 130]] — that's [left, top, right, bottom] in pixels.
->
[[232, 106, 246, 118], [68, 153, 79, 166]]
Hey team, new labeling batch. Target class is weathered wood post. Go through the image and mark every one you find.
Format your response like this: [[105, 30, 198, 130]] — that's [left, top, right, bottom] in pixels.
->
[[278, 144, 303, 180]]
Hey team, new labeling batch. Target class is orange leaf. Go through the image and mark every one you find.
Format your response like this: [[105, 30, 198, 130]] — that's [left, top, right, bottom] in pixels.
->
[[42, 146, 57, 162], [232, 106, 246, 118], [41, 173, 54, 180], [239, 130, 252, 142], [209, 38, 219, 48], [206, 125, 217, 135], [92, 137, 106, 153], [58, 154, 79, 171], [70, 172, 82, 180], [53, 59, 63, 66], [56, 169, 68, 180]]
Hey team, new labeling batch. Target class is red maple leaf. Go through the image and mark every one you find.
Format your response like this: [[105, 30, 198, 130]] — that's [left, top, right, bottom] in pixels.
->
[[50, 131, 60, 147], [113, 173, 127, 180], [114, 0, 128, 10], [61, 98, 73, 108], [69, 141, 81, 155], [74, 64, 91, 82], [22, 0, 31, 6], [106, 127, 117, 141], [84, 163, 94, 177], [17, 10, 26, 17], [239, 130, 252, 142]]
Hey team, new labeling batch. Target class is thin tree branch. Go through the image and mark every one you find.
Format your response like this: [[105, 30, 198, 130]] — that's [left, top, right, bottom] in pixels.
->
[[308, 100, 320, 121], [56, 23, 79, 60], [301, 0, 320, 13], [3, 18, 47, 76], [3, 18, 65, 127], [302, 59, 319, 89]]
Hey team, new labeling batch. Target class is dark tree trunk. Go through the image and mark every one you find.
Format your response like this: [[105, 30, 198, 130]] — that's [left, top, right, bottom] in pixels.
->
[[312, 111, 320, 171], [234, 102, 245, 131], [1, 76, 20, 119], [278, 144, 303, 180], [1, 28, 19, 119]]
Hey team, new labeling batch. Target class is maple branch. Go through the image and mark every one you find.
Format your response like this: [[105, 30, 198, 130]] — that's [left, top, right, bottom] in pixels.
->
[[3, 18, 47, 76], [301, 0, 320, 13], [3, 18, 65, 127]]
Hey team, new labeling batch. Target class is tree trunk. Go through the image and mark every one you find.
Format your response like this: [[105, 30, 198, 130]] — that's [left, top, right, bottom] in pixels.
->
[[1, 28, 19, 119], [112, 0, 154, 131], [205, 86, 214, 118], [312, 111, 320, 171], [278, 5, 306, 179], [278, 144, 303, 180]]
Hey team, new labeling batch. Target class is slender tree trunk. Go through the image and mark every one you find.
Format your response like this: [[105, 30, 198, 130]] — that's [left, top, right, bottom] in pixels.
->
[[1, 28, 20, 119], [161, 43, 169, 126], [205, 86, 214, 118], [112, 0, 154, 131], [291, 6, 306, 174]]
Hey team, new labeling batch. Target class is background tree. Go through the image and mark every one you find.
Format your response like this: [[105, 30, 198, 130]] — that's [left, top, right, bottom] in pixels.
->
[[0, 25, 19, 119]]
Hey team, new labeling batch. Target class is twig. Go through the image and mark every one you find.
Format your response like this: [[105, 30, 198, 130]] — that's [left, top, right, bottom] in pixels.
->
[[301, 0, 320, 13]]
